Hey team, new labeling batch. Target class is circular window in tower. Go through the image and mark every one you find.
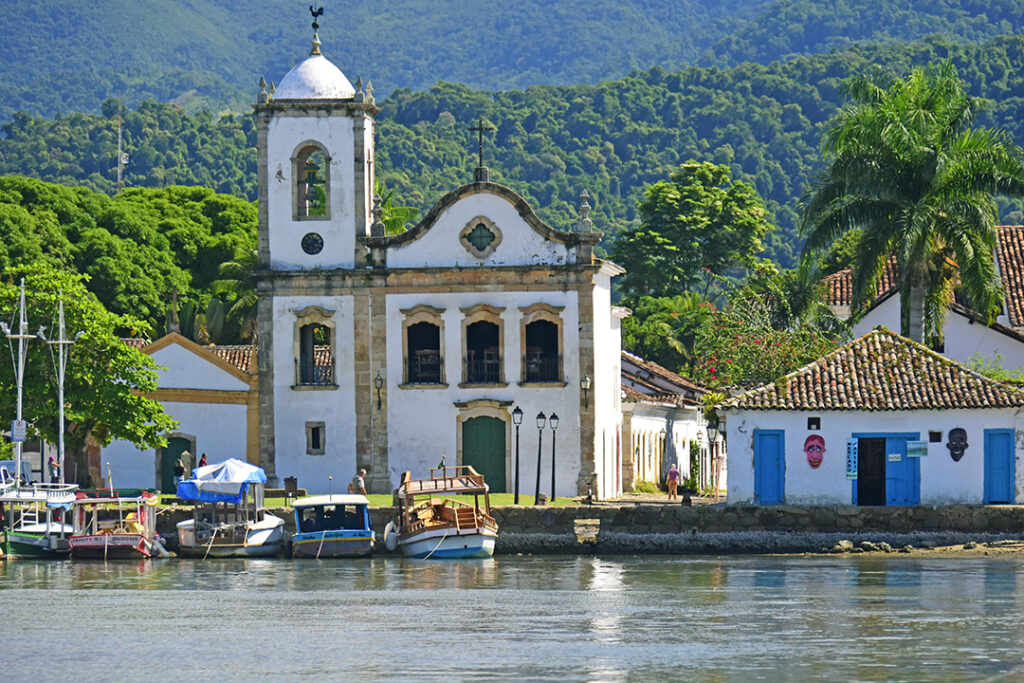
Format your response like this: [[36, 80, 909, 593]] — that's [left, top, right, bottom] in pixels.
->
[[301, 232, 324, 255]]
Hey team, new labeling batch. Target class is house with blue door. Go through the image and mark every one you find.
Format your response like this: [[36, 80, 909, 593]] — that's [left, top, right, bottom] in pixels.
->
[[721, 328, 1024, 506]]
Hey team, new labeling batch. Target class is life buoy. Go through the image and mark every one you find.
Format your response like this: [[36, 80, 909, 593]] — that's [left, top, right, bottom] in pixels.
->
[[384, 521, 398, 551]]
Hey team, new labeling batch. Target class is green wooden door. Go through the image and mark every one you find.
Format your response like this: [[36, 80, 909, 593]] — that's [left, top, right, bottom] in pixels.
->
[[462, 417, 507, 492], [161, 437, 191, 494]]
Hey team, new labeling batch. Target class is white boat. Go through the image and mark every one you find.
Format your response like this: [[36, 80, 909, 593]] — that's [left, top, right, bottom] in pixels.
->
[[175, 459, 285, 558], [387, 466, 498, 559], [0, 469, 78, 559]]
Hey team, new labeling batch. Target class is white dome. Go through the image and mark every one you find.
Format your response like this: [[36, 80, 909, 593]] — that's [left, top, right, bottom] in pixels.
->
[[275, 54, 355, 100]]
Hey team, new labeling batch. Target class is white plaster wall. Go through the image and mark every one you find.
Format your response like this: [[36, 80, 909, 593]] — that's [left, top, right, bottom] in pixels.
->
[[942, 312, 1024, 371], [103, 402, 248, 489], [628, 406, 705, 485], [387, 193, 576, 268], [592, 271, 620, 498], [150, 344, 249, 391], [850, 296, 900, 338], [267, 115, 356, 270], [272, 295, 358, 491], [724, 408, 1024, 505], [385, 290, 581, 496]]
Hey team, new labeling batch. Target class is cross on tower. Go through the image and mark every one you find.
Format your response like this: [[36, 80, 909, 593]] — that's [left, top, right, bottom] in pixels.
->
[[468, 117, 495, 169]]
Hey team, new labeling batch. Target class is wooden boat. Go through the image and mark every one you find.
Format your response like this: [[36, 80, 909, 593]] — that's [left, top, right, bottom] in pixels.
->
[[176, 458, 284, 558], [69, 489, 166, 560], [387, 466, 498, 559], [291, 494, 374, 558], [0, 473, 78, 560]]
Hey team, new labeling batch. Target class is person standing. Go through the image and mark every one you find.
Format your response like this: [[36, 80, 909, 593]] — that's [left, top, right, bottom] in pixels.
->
[[350, 468, 367, 495], [173, 458, 186, 486], [198, 453, 208, 468], [48, 456, 59, 483], [666, 464, 680, 501]]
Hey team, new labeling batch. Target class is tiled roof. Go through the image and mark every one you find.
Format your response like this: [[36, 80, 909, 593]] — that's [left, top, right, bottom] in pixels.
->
[[207, 345, 257, 373], [997, 225, 1024, 328], [621, 383, 698, 406], [727, 328, 1024, 411], [825, 257, 899, 307], [621, 350, 703, 392], [122, 338, 148, 349]]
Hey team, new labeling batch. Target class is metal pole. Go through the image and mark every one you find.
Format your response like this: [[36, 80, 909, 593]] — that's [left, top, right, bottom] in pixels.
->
[[550, 426, 556, 503], [56, 295, 66, 485], [14, 281, 26, 483], [514, 423, 520, 505], [534, 424, 543, 503]]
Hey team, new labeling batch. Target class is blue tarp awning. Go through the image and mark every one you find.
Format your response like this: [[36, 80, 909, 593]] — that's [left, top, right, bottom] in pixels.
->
[[176, 458, 267, 505]]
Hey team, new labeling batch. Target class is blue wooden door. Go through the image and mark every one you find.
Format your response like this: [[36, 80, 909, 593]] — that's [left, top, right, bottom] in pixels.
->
[[984, 429, 1015, 504], [885, 437, 920, 506], [754, 430, 785, 504]]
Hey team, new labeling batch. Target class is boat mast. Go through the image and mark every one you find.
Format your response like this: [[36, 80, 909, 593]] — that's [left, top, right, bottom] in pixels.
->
[[1, 280, 37, 484]]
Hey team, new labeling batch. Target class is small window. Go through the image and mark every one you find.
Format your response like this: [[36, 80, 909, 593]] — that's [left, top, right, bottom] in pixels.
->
[[299, 323, 334, 385], [929, 431, 942, 443], [807, 417, 820, 430], [524, 320, 560, 381], [306, 421, 326, 455], [401, 305, 446, 387]]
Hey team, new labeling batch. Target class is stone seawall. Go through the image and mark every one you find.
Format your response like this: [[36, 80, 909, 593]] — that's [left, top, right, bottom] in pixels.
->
[[156, 504, 1024, 555]]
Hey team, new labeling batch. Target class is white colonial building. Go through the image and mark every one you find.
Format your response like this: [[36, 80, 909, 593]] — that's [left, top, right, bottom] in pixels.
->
[[723, 329, 1024, 506], [250, 30, 626, 498]]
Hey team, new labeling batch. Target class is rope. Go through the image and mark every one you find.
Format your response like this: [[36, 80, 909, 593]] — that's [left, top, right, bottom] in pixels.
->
[[202, 527, 219, 562], [422, 530, 450, 560], [104, 532, 108, 562], [316, 530, 327, 559]]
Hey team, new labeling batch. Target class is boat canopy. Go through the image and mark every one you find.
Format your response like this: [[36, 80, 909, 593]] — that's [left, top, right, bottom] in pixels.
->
[[293, 494, 369, 508], [177, 458, 267, 504]]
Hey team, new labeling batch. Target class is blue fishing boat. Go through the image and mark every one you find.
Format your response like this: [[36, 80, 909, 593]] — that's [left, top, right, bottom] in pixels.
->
[[291, 494, 374, 558]]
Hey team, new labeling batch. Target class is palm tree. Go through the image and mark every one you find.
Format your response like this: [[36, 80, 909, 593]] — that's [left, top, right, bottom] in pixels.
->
[[800, 62, 1024, 344], [211, 249, 258, 342]]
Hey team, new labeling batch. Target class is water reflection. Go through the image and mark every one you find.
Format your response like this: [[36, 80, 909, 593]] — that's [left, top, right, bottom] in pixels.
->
[[2, 555, 1024, 682]]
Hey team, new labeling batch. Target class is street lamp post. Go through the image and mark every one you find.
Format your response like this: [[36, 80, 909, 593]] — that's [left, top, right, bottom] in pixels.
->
[[512, 406, 523, 504], [0, 279, 42, 485], [549, 413, 558, 502], [38, 291, 83, 485], [534, 412, 546, 503]]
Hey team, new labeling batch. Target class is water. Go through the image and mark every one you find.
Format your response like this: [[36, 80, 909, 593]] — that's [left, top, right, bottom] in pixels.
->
[[2, 555, 1024, 682]]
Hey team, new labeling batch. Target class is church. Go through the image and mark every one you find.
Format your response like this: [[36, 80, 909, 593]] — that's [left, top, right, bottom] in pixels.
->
[[100, 24, 629, 500]]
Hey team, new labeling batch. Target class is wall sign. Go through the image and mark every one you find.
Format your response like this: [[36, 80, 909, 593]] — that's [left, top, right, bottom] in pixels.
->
[[906, 440, 928, 458], [947, 428, 968, 462], [846, 439, 858, 479], [804, 434, 825, 468], [888, 452, 902, 462]]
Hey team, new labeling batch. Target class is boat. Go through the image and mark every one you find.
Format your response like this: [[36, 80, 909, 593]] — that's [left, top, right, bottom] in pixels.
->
[[68, 488, 167, 559], [175, 458, 285, 558], [386, 466, 498, 559], [0, 469, 78, 559], [291, 494, 374, 558]]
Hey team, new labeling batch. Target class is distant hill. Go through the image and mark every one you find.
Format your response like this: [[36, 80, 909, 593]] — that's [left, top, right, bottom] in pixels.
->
[[5, 36, 1024, 268], [3, 0, 1022, 121]]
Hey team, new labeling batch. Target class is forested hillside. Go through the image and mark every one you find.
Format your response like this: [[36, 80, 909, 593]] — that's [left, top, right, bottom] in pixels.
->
[[5, 37, 1024, 266], [2, 0, 1021, 122]]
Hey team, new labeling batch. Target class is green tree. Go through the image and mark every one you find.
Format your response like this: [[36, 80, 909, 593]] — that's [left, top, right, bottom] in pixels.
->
[[210, 249, 259, 342], [620, 293, 713, 375], [0, 267, 177, 485], [613, 161, 774, 299], [800, 62, 1024, 344]]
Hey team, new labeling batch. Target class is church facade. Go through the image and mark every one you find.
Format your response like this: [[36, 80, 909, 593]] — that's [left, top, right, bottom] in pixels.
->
[[253, 33, 627, 498]]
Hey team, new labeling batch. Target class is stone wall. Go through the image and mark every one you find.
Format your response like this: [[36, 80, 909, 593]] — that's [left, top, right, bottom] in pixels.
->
[[156, 504, 1024, 556]]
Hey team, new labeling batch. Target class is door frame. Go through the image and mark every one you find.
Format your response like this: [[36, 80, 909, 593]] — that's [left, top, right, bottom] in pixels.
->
[[984, 428, 1015, 504], [753, 429, 785, 505], [156, 431, 196, 493], [851, 432, 919, 505], [454, 399, 513, 487]]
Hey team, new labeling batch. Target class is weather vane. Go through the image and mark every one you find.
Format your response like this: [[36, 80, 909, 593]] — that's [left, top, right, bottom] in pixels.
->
[[310, 4, 324, 31]]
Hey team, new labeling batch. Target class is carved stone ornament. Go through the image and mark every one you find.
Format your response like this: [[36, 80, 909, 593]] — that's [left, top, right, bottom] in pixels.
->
[[459, 215, 502, 259]]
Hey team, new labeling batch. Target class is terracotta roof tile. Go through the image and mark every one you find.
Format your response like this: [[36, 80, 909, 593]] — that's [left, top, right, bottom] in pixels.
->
[[997, 225, 1024, 328], [727, 328, 1024, 411], [620, 383, 698, 406], [825, 258, 899, 307], [207, 345, 257, 373], [121, 338, 148, 349], [621, 350, 704, 393]]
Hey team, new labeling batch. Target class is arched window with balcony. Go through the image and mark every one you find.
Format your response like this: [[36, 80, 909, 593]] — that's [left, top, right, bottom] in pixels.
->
[[401, 305, 446, 386], [293, 142, 331, 220], [519, 303, 564, 384], [293, 306, 336, 388], [460, 304, 505, 386]]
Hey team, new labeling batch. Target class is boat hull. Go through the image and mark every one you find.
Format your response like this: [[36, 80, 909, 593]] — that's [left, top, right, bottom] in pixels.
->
[[176, 517, 285, 558], [69, 534, 153, 559], [292, 531, 373, 558], [3, 530, 71, 559], [399, 528, 496, 559]]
